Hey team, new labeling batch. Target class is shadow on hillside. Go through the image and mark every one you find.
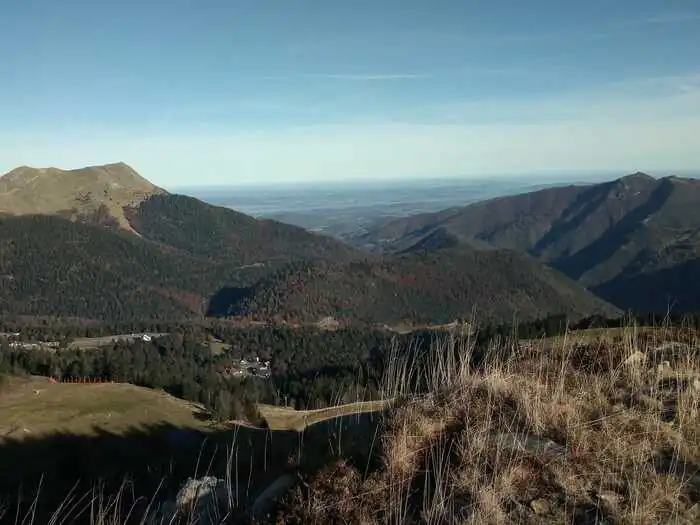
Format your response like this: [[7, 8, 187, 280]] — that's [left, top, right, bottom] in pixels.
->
[[593, 259, 700, 314], [206, 286, 253, 317], [0, 411, 383, 524], [532, 181, 615, 256], [553, 178, 674, 280], [397, 227, 464, 255]]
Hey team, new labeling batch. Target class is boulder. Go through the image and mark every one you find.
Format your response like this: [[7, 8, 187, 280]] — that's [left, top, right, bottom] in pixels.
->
[[151, 476, 230, 525], [623, 351, 646, 367], [530, 498, 550, 516]]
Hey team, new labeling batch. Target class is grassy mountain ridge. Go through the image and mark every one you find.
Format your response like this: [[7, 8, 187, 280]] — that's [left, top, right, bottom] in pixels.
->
[[361, 173, 700, 313], [0, 162, 165, 232]]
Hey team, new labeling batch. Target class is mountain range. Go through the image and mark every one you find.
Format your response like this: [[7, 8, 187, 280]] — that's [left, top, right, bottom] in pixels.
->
[[0, 162, 621, 325], [359, 172, 700, 314]]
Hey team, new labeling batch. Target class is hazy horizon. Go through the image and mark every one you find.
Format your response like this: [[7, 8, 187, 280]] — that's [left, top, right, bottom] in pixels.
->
[[2, 1, 699, 187], [180, 173, 646, 239], [169, 168, 698, 191]]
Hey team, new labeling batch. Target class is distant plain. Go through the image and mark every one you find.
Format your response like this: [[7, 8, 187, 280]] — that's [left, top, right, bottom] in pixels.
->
[[181, 174, 618, 239]]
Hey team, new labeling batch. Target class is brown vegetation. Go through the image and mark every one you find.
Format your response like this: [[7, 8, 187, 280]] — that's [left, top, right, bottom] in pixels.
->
[[2, 325, 698, 524], [281, 326, 700, 524]]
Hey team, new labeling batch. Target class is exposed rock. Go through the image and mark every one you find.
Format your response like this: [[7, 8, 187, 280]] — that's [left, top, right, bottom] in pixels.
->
[[490, 432, 569, 460], [656, 361, 672, 374], [316, 316, 340, 330], [152, 476, 230, 525], [597, 490, 623, 508], [657, 376, 700, 394], [623, 351, 646, 367], [530, 498, 551, 515]]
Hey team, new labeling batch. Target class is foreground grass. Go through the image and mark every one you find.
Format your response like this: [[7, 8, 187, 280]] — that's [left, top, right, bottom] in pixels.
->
[[2, 325, 699, 524], [282, 325, 700, 524], [0, 380, 383, 524]]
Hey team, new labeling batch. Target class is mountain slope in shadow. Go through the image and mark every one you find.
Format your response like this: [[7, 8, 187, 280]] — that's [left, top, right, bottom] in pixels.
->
[[360, 173, 700, 314], [0, 414, 382, 524]]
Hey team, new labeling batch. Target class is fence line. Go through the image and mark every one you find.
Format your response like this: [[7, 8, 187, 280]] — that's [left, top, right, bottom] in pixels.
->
[[49, 376, 116, 384]]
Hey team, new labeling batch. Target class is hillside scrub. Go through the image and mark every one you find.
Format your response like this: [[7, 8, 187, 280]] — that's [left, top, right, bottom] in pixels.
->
[[279, 324, 700, 524]]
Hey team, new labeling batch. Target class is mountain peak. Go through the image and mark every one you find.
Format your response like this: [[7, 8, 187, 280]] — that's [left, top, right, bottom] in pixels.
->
[[0, 162, 166, 231], [619, 171, 655, 182], [1, 161, 154, 185]]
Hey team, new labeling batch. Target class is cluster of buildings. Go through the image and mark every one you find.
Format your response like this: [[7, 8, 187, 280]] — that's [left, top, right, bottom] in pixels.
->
[[224, 356, 271, 379], [1, 332, 59, 351]]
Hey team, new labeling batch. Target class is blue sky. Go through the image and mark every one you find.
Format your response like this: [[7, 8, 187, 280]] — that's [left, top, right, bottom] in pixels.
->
[[1, 0, 699, 187]]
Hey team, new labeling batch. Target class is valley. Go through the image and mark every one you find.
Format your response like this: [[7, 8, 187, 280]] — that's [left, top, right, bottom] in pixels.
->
[[1, 163, 699, 524]]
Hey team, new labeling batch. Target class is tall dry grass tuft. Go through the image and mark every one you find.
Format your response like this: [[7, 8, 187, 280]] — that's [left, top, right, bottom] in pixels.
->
[[284, 323, 700, 524]]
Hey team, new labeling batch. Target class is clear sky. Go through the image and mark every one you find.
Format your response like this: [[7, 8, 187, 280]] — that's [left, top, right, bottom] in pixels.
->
[[1, 0, 699, 187]]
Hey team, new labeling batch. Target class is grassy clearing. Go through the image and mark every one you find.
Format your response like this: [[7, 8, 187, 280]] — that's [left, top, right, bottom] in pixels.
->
[[0, 377, 385, 524], [258, 400, 388, 431], [209, 340, 232, 355], [68, 333, 169, 350], [523, 325, 661, 349], [0, 376, 211, 440]]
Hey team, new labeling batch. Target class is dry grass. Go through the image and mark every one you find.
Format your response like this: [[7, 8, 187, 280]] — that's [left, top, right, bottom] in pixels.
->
[[0, 377, 211, 440], [0, 162, 165, 231], [4, 324, 699, 524], [520, 325, 660, 350], [283, 325, 700, 524]]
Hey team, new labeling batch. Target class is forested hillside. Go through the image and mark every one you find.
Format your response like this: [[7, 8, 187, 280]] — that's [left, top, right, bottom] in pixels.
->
[[360, 173, 700, 314], [220, 248, 620, 324], [0, 163, 644, 325], [126, 193, 359, 264], [0, 193, 618, 325], [0, 313, 657, 419], [0, 213, 344, 321]]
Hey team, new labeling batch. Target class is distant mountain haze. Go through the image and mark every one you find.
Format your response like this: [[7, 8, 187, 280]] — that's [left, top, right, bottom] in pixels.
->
[[360, 172, 700, 314]]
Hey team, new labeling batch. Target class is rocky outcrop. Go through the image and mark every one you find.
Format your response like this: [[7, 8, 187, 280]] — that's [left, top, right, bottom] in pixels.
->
[[150, 476, 230, 525]]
